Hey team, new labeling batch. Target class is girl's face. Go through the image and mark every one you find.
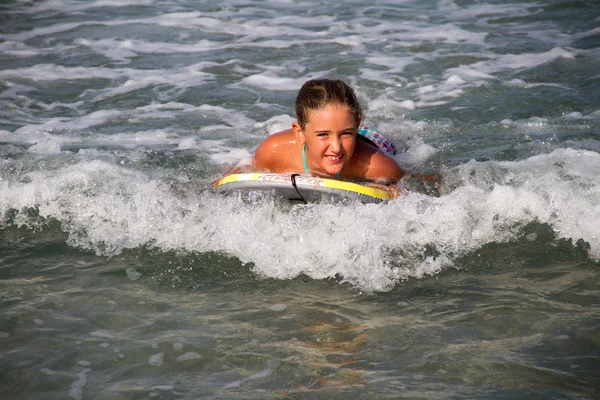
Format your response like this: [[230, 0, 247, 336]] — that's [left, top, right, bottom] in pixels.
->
[[294, 104, 357, 176]]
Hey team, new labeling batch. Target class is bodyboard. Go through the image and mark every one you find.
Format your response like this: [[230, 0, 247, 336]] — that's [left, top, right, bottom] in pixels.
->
[[213, 172, 393, 204]]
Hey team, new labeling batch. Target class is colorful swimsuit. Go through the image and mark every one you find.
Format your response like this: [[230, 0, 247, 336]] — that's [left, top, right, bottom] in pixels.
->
[[357, 126, 397, 155]]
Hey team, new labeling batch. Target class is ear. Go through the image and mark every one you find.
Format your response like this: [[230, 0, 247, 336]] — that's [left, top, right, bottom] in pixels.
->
[[292, 122, 305, 144]]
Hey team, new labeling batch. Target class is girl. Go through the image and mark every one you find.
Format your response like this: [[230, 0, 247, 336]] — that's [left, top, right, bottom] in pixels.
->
[[253, 79, 406, 184]]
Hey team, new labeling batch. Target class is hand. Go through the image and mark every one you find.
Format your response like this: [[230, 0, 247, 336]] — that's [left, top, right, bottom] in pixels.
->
[[383, 184, 408, 200]]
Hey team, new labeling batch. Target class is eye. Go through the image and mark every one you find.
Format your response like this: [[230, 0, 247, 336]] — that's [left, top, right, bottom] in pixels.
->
[[342, 130, 354, 136], [316, 132, 329, 138]]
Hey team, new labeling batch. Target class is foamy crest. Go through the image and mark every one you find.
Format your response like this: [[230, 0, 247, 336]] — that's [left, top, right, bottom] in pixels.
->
[[483, 48, 570, 75], [406, 23, 487, 45], [196, 104, 257, 129], [69, 368, 91, 400], [2, 99, 259, 154], [0, 63, 215, 103], [0, 40, 39, 58], [28, 138, 62, 154], [17, 0, 154, 14], [368, 96, 416, 117], [401, 47, 577, 107], [437, 1, 535, 20], [74, 38, 224, 64], [2, 0, 599, 295], [207, 147, 253, 166], [395, 139, 439, 166], [15, 110, 122, 138], [241, 73, 310, 91], [365, 56, 414, 75], [2, 147, 599, 293], [254, 115, 295, 135]]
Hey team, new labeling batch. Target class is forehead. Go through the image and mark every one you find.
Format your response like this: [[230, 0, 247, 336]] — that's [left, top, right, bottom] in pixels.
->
[[305, 104, 356, 128]]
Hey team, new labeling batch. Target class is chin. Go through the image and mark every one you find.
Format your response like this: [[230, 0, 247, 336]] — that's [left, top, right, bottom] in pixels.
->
[[324, 166, 343, 176]]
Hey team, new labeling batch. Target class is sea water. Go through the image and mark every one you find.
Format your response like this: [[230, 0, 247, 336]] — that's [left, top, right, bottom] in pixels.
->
[[0, 0, 599, 398]]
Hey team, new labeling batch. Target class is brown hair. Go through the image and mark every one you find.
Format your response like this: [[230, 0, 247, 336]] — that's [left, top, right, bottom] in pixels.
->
[[295, 79, 363, 130]]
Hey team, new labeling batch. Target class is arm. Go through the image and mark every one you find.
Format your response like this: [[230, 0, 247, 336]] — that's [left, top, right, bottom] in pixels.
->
[[359, 141, 442, 188], [362, 150, 406, 184], [252, 129, 296, 172], [253, 135, 276, 171]]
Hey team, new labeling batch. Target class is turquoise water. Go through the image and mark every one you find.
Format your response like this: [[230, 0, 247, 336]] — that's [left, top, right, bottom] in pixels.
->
[[1, 0, 599, 398]]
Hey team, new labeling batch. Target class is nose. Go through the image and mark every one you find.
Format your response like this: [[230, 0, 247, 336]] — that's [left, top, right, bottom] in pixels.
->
[[330, 137, 341, 153]]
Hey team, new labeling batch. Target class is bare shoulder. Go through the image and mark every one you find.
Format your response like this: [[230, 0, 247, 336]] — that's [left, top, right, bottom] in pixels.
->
[[371, 151, 406, 181], [352, 140, 406, 183], [253, 129, 297, 171]]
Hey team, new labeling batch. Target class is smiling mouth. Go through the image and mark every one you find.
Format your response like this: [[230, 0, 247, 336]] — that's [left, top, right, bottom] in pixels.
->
[[325, 154, 343, 163]]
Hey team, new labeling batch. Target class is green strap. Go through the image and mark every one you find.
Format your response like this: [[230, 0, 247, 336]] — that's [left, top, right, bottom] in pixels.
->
[[302, 143, 309, 173]]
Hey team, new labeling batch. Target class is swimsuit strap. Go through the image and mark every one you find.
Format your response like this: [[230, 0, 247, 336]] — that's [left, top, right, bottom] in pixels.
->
[[302, 143, 309, 173], [302, 143, 341, 177]]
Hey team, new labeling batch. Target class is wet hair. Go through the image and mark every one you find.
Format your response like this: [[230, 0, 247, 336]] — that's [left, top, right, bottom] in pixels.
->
[[295, 79, 363, 130]]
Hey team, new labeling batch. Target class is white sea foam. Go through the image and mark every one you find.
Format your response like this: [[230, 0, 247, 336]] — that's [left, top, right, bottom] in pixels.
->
[[1, 146, 599, 292], [17, 0, 154, 15], [69, 368, 91, 400], [368, 97, 416, 116], [149, 352, 164, 366], [0, 40, 39, 57], [407, 23, 487, 45], [196, 104, 257, 129], [90, 331, 114, 339], [241, 73, 310, 91], [268, 304, 287, 312], [3, 101, 257, 152], [254, 115, 295, 135], [0, 63, 215, 103], [40, 367, 58, 375], [172, 342, 184, 351], [73, 37, 314, 64], [1, 0, 599, 295], [176, 352, 203, 362], [0, 64, 122, 81], [208, 148, 253, 166], [445, 48, 574, 82], [438, 1, 537, 20], [396, 47, 577, 106], [0, 0, 582, 116], [395, 141, 439, 165], [224, 359, 279, 388], [125, 267, 142, 281], [152, 385, 174, 391], [14, 110, 121, 137], [365, 56, 415, 75]]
